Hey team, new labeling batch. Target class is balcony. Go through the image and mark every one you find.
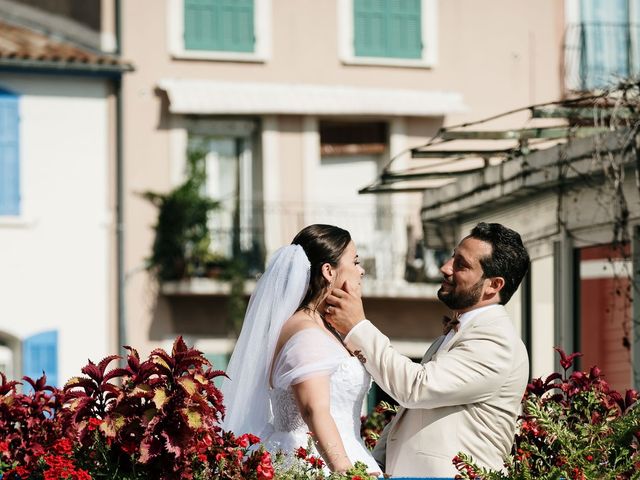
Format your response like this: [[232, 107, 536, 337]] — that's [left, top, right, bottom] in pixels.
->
[[565, 22, 640, 91], [159, 202, 443, 300]]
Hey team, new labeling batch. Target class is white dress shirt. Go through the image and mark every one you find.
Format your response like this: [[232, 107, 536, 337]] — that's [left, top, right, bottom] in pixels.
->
[[438, 304, 500, 351]]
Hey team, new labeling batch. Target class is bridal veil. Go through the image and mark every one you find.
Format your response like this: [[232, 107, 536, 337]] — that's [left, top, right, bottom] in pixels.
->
[[220, 244, 311, 437]]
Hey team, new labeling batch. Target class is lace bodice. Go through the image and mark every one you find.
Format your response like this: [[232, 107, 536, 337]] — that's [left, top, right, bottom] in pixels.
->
[[263, 328, 379, 473]]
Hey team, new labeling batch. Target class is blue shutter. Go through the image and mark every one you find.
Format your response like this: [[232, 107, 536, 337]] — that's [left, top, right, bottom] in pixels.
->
[[23, 330, 58, 389], [580, 0, 629, 88], [184, 0, 254, 53], [0, 89, 20, 216], [354, 0, 422, 59]]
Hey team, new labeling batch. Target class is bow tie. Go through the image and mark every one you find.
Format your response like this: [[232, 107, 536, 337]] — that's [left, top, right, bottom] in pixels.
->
[[442, 313, 460, 335]]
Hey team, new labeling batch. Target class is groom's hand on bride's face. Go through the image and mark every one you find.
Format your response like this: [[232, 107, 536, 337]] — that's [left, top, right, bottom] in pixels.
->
[[325, 280, 366, 336]]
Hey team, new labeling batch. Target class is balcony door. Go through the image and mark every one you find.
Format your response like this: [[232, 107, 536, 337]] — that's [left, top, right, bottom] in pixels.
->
[[189, 122, 262, 272]]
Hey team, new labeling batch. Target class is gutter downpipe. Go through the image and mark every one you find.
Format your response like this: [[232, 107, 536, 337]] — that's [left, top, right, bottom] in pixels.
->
[[115, 0, 126, 356]]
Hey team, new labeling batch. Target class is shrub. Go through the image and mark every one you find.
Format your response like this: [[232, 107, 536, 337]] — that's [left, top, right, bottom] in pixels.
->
[[0, 338, 381, 479], [454, 347, 640, 480]]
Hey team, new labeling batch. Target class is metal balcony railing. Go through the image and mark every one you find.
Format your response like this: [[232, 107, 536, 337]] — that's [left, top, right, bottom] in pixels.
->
[[565, 23, 640, 91], [205, 201, 443, 286]]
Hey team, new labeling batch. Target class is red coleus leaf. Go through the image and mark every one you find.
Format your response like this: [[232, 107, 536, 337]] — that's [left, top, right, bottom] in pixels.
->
[[81, 361, 103, 383], [0, 371, 20, 396], [544, 372, 562, 385], [625, 389, 639, 410], [172, 336, 188, 357], [204, 368, 228, 381], [124, 345, 141, 370], [103, 368, 131, 383], [554, 346, 583, 370], [64, 376, 97, 394], [139, 435, 162, 464], [151, 349, 175, 374], [97, 355, 121, 377]]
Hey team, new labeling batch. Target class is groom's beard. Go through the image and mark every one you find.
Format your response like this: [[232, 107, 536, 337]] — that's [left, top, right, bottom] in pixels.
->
[[437, 277, 484, 310]]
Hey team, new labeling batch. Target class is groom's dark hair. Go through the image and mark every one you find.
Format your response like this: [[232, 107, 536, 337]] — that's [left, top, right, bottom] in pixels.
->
[[468, 222, 529, 305]]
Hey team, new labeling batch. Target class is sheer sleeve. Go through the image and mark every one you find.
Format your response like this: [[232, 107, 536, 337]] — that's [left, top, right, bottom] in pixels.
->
[[272, 328, 348, 389]]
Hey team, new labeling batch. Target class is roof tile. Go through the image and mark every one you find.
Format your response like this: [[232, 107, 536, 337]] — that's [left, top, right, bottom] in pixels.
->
[[0, 20, 132, 72]]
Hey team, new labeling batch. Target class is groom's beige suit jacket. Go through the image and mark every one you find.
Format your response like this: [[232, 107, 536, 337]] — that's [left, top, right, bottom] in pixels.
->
[[346, 305, 528, 478]]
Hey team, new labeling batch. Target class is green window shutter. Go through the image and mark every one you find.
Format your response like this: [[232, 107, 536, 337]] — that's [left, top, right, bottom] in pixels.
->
[[184, 0, 255, 53], [354, 0, 388, 57], [354, 0, 422, 59], [388, 0, 422, 58]]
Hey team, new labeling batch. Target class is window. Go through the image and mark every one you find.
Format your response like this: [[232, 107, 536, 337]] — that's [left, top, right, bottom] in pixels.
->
[[339, 0, 437, 67], [184, 0, 254, 52], [565, 0, 640, 89], [188, 124, 264, 275], [168, 0, 270, 62], [0, 89, 20, 216], [354, 0, 422, 59]]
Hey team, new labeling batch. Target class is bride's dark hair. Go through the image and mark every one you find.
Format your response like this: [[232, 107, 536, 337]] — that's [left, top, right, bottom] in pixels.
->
[[291, 224, 351, 309]]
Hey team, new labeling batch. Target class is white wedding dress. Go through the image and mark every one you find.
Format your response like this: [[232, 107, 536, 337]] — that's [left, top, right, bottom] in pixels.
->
[[220, 245, 378, 474], [263, 328, 379, 473]]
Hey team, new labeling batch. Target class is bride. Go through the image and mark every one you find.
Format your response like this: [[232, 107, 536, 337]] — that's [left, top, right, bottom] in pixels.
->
[[220, 224, 379, 474]]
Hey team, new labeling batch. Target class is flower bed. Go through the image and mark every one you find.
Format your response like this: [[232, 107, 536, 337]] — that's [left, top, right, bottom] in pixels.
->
[[0, 340, 638, 479]]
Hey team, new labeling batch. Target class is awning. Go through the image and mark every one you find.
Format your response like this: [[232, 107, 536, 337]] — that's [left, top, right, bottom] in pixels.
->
[[157, 79, 467, 116]]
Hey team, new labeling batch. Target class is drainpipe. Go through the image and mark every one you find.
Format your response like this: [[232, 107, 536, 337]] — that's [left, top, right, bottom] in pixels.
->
[[115, 0, 126, 355]]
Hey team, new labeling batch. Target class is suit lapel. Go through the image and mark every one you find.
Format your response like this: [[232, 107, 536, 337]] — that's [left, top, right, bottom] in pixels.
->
[[421, 335, 445, 363]]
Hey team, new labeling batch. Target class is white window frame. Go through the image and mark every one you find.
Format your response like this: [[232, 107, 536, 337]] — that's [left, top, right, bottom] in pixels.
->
[[338, 0, 438, 69], [167, 0, 271, 62]]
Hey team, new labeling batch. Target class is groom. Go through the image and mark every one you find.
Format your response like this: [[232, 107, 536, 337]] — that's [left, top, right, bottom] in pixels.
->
[[325, 222, 530, 478]]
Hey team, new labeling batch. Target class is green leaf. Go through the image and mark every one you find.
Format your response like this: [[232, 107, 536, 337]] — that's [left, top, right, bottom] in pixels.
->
[[183, 408, 202, 429], [132, 383, 152, 396], [100, 413, 125, 437], [153, 388, 168, 409], [177, 377, 197, 396]]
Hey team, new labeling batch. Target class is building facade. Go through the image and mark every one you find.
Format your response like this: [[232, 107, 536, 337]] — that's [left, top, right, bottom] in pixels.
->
[[119, 0, 565, 401], [0, 0, 131, 386]]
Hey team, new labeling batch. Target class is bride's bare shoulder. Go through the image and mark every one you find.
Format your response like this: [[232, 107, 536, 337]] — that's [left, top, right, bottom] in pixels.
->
[[277, 311, 322, 346]]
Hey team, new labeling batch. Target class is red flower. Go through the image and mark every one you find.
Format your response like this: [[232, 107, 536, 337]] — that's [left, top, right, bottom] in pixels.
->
[[53, 438, 73, 455], [256, 451, 274, 480], [307, 455, 325, 469], [0, 440, 9, 452], [87, 417, 102, 432], [236, 433, 252, 448], [295, 446, 308, 459], [351, 476, 364, 480]]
